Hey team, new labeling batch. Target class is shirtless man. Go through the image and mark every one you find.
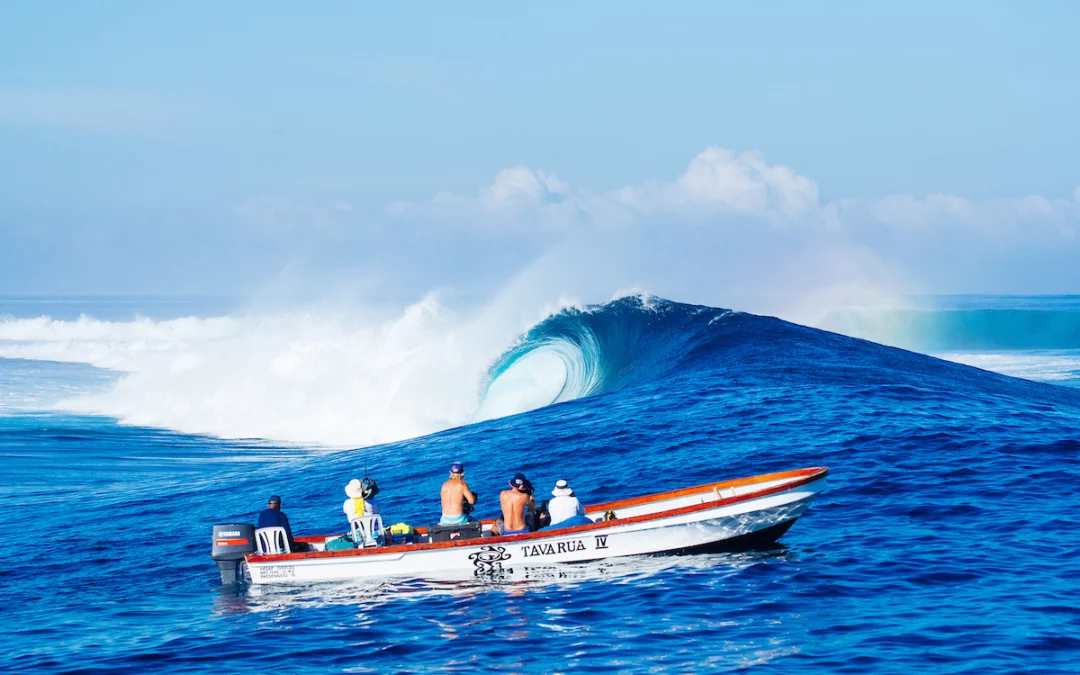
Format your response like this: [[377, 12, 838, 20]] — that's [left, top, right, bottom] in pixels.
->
[[495, 473, 535, 535], [439, 462, 477, 526]]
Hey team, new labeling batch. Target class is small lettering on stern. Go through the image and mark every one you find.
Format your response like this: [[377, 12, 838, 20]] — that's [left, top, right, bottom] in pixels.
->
[[260, 565, 296, 580]]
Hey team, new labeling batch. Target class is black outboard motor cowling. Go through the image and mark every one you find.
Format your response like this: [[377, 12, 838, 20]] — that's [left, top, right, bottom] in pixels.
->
[[211, 523, 256, 584]]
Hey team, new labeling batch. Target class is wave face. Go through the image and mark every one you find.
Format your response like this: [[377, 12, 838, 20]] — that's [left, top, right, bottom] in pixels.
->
[[4, 295, 1080, 674]]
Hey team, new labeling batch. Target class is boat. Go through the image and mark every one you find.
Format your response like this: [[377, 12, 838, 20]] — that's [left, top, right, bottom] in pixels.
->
[[211, 466, 827, 585]]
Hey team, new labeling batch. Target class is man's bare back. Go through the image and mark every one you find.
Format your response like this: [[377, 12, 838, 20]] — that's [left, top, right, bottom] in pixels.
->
[[499, 488, 531, 532], [441, 477, 475, 518]]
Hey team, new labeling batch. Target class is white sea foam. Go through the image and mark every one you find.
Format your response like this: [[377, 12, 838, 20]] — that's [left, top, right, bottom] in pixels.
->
[[935, 351, 1080, 385], [0, 293, 584, 446]]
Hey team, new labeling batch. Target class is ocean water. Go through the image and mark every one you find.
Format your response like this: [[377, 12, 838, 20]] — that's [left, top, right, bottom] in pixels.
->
[[2, 295, 1079, 674], [819, 295, 1080, 389]]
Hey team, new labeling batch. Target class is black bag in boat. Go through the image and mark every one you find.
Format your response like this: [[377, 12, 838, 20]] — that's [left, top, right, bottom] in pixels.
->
[[427, 521, 483, 543], [529, 500, 551, 532]]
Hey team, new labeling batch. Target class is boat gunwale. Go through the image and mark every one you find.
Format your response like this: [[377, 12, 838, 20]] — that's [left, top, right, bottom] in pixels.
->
[[246, 466, 828, 564]]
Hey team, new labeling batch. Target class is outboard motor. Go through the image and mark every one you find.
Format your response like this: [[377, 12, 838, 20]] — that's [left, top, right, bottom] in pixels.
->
[[211, 523, 256, 584]]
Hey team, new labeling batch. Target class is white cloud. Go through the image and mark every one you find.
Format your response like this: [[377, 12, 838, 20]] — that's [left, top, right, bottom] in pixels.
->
[[385, 166, 586, 229], [390, 147, 820, 228], [611, 148, 820, 218], [831, 191, 1078, 239], [387, 146, 1080, 241], [480, 166, 570, 212]]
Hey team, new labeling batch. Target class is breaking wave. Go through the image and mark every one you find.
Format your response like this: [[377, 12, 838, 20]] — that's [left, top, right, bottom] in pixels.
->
[[0, 294, 733, 446], [480, 296, 734, 410], [0, 296, 544, 446], [3, 293, 1079, 447]]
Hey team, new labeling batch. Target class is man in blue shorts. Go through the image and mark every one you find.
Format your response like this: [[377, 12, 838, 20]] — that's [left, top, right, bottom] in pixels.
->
[[439, 462, 477, 526]]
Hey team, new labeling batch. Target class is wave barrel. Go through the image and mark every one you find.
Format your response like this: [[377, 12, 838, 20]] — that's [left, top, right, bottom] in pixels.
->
[[211, 523, 256, 584]]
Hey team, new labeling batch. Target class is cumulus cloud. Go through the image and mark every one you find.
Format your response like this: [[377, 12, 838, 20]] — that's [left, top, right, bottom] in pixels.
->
[[610, 148, 820, 218], [388, 145, 1080, 240], [386, 166, 583, 229], [822, 191, 1079, 240], [481, 166, 571, 211], [389, 146, 820, 228]]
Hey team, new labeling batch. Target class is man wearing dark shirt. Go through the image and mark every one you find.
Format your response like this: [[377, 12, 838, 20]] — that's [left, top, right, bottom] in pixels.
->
[[257, 495, 296, 549]]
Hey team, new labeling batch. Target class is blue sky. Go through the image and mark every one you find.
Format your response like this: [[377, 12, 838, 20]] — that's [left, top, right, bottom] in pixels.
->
[[1, 1, 1079, 303]]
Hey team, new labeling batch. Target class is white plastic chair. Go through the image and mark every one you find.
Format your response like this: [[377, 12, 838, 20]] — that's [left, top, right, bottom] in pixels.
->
[[255, 526, 291, 554], [350, 514, 385, 548]]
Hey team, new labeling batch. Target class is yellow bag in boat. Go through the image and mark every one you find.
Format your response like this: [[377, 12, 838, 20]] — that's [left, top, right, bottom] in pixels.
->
[[389, 522, 415, 535]]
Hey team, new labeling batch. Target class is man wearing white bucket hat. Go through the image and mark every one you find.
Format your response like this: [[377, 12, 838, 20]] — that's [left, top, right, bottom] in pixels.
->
[[548, 479, 587, 526], [343, 477, 381, 526]]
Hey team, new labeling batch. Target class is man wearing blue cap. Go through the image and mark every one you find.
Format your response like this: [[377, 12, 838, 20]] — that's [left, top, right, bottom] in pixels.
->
[[257, 495, 296, 546], [439, 462, 477, 526]]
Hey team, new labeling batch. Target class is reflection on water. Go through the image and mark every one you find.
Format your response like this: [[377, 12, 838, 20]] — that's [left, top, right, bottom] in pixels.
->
[[214, 549, 790, 616], [206, 549, 804, 672]]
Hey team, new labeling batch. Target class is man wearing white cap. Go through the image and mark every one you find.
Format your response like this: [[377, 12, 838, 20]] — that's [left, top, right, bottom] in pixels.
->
[[548, 479, 586, 526]]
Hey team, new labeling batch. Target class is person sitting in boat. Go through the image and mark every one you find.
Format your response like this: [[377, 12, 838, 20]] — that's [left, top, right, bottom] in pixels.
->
[[548, 479, 592, 528], [439, 461, 477, 526], [343, 477, 381, 526], [492, 473, 536, 536], [257, 494, 307, 550]]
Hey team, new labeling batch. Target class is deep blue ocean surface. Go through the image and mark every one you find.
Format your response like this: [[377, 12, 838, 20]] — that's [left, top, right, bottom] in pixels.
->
[[2, 295, 1079, 674]]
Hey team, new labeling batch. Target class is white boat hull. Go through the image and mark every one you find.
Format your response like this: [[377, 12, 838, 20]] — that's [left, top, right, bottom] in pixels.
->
[[245, 467, 827, 585]]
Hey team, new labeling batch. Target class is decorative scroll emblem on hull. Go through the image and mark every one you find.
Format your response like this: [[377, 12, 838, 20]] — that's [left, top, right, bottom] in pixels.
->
[[469, 545, 512, 575]]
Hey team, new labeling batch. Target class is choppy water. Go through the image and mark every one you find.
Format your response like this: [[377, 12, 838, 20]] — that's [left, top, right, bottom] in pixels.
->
[[2, 296, 1079, 674]]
